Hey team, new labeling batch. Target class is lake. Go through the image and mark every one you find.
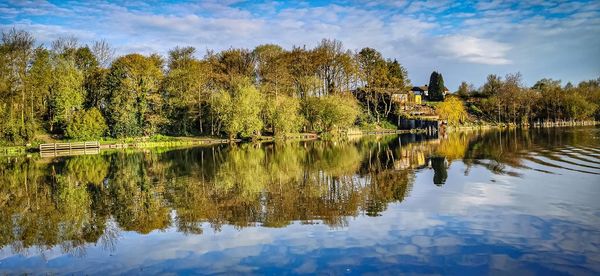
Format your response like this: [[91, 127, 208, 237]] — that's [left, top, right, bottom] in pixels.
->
[[1, 127, 599, 275]]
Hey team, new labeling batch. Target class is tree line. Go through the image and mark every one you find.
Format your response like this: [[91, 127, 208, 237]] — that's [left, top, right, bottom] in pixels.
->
[[0, 29, 411, 145], [456, 73, 600, 125], [2, 28, 598, 145]]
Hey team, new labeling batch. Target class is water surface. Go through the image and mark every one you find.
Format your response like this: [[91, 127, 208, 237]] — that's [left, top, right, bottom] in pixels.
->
[[1, 127, 600, 275]]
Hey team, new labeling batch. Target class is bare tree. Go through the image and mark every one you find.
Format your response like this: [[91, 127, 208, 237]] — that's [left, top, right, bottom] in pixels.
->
[[91, 39, 115, 68], [51, 35, 78, 56]]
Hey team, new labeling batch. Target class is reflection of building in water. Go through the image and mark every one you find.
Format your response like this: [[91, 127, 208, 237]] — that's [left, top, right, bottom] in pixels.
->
[[395, 148, 426, 170], [394, 139, 440, 170]]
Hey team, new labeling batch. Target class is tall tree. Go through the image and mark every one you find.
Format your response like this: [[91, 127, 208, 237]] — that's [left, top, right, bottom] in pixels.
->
[[105, 54, 165, 137], [215, 48, 255, 89], [357, 47, 385, 119], [0, 28, 36, 142], [48, 58, 85, 133], [27, 47, 53, 121], [253, 44, 292, 97], [428, 71, 445, 101], [314, 39, 355, 95], [286, 46, 319, 99], [482, 74, 502, 97], [163, 46, 209, 135]]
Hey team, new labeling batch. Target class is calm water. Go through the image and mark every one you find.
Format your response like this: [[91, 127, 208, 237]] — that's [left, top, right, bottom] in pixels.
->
[[1, 127, 600, 275]]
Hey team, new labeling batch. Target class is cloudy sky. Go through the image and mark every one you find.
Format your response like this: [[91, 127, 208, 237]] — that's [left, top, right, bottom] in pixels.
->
[[1, 0, 599, 89]]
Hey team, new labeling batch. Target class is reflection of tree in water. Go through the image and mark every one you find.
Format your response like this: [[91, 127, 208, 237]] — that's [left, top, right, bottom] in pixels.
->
[[458, 128, 598, 176], [429, 157, 448, 186], [0, 155, 117, 257], [0, 138, 418, 253], [106, 152, 171, 234], [6, 127, 587, 254]]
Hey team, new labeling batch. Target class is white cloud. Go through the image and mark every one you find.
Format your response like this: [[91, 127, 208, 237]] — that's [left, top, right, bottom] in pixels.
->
[[436, 35, 512, 65], [1, 0, 598, 88], [404, 0, 452, 13]]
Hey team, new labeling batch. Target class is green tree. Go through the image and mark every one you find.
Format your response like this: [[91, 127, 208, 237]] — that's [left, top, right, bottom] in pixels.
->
[[482, 74, 502, 97], [0, 28, 36, 143], [65, 108, 108, 139], [105, 54, 165, 137], [266, 95, 303, 137], [357, 47, 386, 120], [306, 94, 359, 133], [564, 90, 597, 120], [225, 83, 264, 138], [27, 47, 53, 122], [48, 58, 85, 133], [163, 46, 209, 135], [428, 71, 445, 101], [253, 44, 292, 97], [74, 46, 99, 74], [209, 89, 232, 135], [83, 67, 108, 110]]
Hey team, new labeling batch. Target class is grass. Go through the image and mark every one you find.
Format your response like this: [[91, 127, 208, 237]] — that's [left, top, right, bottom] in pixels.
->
[[358, 118, 398, 131]]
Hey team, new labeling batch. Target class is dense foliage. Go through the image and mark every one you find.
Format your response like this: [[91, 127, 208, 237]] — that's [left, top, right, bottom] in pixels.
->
[[457, 73, 600, 125], [0, 30, 402, 144], [65, 108, 108, 140]]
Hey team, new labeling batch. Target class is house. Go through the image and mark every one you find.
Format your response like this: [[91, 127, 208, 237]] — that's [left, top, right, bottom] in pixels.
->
[[410, 85, 449, 100], [391, 91, 422, 105]]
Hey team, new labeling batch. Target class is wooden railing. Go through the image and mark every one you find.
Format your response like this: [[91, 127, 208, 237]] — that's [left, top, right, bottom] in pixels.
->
[[39, 141, 100, 152]]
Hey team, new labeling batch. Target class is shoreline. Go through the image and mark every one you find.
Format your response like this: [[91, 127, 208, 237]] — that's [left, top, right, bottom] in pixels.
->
[[447, 120, 598, 132], [2, 122, 598, 157], [1, 129, 420, 157]]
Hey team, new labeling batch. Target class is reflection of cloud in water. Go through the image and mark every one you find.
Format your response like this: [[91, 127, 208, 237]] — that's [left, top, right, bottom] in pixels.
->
[[2, 205, 599, 274]]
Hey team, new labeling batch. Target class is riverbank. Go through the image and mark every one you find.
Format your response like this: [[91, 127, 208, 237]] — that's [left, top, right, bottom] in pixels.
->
[[3, 122, 598, 157], [447, 120, 598, 132], [2, 129, 424, 157]]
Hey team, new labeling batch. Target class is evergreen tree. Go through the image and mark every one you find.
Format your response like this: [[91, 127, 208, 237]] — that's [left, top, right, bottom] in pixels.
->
[[428, 71, 445, 101]]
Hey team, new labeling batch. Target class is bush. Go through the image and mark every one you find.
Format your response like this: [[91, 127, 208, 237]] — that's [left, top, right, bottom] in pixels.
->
[[468, 104, 483, 115], [65, 108, 108, 140], [149, 134, 174, 142]]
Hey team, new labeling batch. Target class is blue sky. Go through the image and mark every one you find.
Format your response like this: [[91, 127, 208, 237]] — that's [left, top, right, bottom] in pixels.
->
[[1, 0, 599, 89]]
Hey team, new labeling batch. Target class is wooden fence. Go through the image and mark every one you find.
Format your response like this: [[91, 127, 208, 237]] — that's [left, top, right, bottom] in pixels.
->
[[39, 141, 100, 152]]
